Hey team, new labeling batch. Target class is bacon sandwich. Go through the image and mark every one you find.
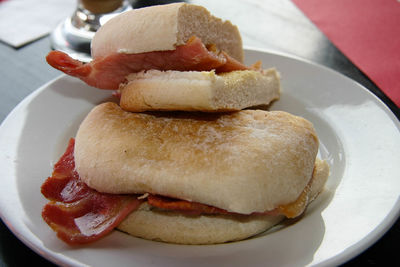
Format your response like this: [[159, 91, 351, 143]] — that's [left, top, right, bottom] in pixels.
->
[[46, 3, 280, 112], [42, 103, 329, 245]]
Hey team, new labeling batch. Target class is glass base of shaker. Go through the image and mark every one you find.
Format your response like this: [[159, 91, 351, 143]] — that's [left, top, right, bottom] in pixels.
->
[[50, 1, 132, 62]]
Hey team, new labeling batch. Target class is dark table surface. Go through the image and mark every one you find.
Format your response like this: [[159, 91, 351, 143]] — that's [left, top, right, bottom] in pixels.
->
[[0, 0, 399, 266]]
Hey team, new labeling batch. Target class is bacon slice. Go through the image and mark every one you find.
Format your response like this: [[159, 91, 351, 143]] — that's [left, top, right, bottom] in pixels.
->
[[46, 36, 250, 90], [41, 139, 90, 203], [147, 194, 232, 216], [41, 139, 143, 245], [147, 194, 282, 217], [147, 187, 311, 218]]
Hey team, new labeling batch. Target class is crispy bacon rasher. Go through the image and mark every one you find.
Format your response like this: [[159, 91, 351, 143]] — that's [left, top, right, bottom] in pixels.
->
[[41, 139, 143, 245]]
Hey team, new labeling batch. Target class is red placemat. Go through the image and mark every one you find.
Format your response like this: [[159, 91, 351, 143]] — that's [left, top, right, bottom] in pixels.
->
[[292, 0, 400, 107]]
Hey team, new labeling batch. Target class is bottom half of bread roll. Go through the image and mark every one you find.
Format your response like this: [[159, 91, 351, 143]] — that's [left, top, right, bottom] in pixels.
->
[[117, 159, 329, 245], [118, 205, 285, 245]]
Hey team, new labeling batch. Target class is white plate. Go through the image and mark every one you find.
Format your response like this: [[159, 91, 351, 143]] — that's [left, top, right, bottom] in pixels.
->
[[0, 49, 399, 267]]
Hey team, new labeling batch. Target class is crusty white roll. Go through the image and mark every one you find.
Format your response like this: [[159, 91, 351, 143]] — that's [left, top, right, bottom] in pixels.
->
[[91, 3, 243, 62], [120, 68, 280, 112], [75, 103, 327, 213]]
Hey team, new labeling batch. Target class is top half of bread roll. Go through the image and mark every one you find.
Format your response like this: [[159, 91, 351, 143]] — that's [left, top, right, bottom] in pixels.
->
[[74, 102, 321, 215], [91, 3, 243, 62]]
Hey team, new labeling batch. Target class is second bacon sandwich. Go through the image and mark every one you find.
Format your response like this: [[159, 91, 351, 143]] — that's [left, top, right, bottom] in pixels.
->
[[46, 3, 280, 112]]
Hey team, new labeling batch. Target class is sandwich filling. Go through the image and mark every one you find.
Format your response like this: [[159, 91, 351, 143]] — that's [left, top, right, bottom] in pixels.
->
[[41, 138, 317, 245], [45, 36, 252, 90]]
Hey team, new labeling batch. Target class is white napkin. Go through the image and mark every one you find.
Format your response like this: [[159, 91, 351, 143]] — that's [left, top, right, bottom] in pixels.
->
[[0, 0, 76, 47]]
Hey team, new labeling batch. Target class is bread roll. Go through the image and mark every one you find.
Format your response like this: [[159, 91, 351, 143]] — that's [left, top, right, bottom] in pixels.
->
[[91, 3, 243, 62], [119, 69, 280, 112], [75, 102, 321, 214]]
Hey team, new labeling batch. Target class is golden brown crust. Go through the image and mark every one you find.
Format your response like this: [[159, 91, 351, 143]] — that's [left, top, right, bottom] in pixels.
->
[[75, 103, 320, 214]]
